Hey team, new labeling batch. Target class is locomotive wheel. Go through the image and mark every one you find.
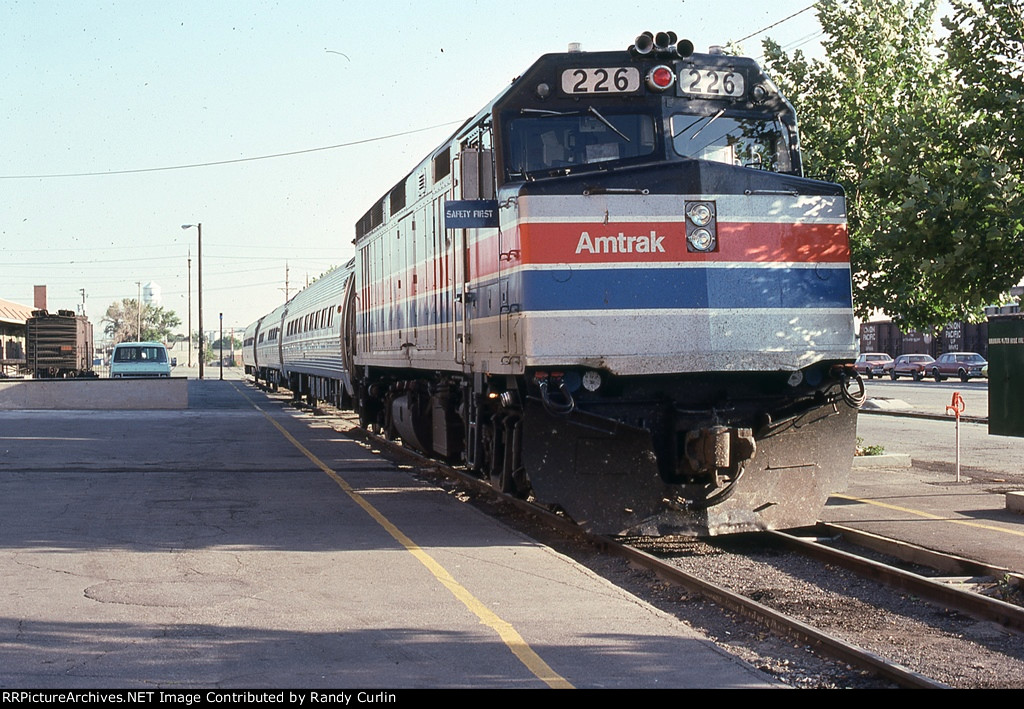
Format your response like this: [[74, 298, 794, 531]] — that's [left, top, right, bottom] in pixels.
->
[[481, 415, 524, 494], [490, 464, 514, 493], [484, 419, 511, 492]]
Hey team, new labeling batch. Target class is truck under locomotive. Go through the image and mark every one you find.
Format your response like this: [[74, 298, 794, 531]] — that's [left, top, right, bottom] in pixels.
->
[[244, 33, 863, 535]]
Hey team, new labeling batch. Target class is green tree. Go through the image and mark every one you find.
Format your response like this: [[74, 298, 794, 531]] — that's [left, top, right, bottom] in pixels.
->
[[102, 299, 182, 344], [209, 335, 242, 350], [935, 0, 1024, 308], [945, 0, 1024, 165], [763, 0, 1024, 329]]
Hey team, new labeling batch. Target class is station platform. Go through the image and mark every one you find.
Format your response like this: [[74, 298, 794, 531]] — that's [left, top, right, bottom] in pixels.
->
[[827, 410, 1024, 575], [0, 377, 779, 689]]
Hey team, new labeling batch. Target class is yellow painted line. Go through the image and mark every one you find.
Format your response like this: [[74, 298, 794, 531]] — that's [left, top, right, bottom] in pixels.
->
[[832, 493, 1024, 538], [233, 383, 573, 689]]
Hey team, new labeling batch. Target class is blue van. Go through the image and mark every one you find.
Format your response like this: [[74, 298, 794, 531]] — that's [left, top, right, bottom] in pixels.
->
[[109, 342, 172, 378]]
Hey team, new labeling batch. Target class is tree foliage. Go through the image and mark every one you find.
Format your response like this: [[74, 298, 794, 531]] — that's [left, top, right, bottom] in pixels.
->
[[763, 0, 1024, 329], [209, 335, 242, 350], [102, 299, 182, 344]]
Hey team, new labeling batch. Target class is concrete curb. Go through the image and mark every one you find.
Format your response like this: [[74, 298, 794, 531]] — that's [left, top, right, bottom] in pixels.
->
[[0, 377, 188, 410], [852, 453, 912, 469], [860, 407, 988, 425]]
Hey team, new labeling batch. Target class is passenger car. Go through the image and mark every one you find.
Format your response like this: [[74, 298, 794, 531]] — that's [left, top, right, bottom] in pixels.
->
[[109, 342, 172, 378], [928, 352, 987, 382], [889, 354, 935, 381], [854, 352, 894, 379]]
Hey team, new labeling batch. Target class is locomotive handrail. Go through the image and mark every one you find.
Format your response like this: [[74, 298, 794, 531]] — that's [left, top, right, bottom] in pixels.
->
[[744, 188, 800, 196], [582, 187, 650, 195]]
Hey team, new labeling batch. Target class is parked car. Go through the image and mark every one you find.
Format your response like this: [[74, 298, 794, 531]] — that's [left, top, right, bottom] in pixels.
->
[[928, 352, 987, 382], [854, 352, 894, 379], [109, 341, 172, 378], [889, 354, 935, 381]]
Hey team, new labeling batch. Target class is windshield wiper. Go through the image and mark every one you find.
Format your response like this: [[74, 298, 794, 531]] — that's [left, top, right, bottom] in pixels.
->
[[587, 106, 630, 142], [519, 107, 631, 142], [673, 108, 726, 140]]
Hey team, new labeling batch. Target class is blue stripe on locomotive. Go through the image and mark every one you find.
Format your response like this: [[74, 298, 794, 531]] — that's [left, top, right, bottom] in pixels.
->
[[360, 264, 853, 331], [516, 266, 854, 313]]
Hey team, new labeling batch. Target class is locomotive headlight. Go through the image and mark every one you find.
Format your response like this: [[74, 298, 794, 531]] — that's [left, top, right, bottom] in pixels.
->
[[687, 202, 714, 226], [688, 228, 715, 251], [685, 200, 718, 252], [581, 370, 602, 392]]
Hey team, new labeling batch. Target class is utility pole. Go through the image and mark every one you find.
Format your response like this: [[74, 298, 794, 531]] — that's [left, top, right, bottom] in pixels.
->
[[136, 281, 142, 341], [187, 249, 192, 367], [280, 262, 290, 303], [181, 223, 203, 379]]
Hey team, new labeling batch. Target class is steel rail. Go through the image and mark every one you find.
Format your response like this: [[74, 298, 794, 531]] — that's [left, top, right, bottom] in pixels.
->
[[772, 525, 1024, 633], [597, 537, 950, 689], [817, 523, 1024, 589]]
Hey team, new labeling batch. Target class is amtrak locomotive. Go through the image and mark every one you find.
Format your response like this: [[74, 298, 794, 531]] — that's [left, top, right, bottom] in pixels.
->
[[244, 33, 863, 535]]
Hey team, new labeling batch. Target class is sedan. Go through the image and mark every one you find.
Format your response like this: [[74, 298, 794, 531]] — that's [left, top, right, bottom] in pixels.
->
[[854, 352, 894, 379], [928, 352, 987, 382], [889, 354, 935, 381]]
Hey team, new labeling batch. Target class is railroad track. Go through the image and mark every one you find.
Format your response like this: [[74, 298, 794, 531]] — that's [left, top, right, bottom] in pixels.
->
[[774, 524, 1024, 630], [273, 390, 1024, 688]]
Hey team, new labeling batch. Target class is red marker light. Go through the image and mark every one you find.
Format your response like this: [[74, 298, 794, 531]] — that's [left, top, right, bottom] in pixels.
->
[[647, 65, 675, 91]]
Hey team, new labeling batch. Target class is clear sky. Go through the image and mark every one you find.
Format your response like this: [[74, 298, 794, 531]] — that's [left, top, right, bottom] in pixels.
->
[[1, 1, 825, 340]]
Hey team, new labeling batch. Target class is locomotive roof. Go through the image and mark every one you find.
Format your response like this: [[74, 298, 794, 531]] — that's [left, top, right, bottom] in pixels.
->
[[357, 41, 795, 241]]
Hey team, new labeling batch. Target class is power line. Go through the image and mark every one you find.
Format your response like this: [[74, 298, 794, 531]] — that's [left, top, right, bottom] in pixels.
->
[[0, 120, 463, 180], [5, 255, 181, 267], [734, 4, 817, 44]]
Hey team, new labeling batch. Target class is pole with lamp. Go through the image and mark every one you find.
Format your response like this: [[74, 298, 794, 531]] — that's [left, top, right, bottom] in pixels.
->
[[181, 223, 203, 380], [136, 281, 142, 341], [187, 249, 192, 367], [219, 312, 224, 381]]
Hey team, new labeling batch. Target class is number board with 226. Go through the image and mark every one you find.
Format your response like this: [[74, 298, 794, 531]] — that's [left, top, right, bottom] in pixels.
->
[[561, 67, 641, 94], [679, 68, 745, 98]]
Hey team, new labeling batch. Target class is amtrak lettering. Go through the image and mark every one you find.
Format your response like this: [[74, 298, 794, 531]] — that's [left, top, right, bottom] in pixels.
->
[[575, 230, 665, 254]]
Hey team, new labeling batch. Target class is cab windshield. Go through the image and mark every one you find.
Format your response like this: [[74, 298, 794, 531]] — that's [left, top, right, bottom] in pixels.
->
[[505, 110, 656, 178], [671, 111, 793, 173]]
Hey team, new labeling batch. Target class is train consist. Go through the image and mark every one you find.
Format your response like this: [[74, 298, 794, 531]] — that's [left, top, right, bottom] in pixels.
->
[[244, 33, 863, 535], [25, 309, 96, 379]]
